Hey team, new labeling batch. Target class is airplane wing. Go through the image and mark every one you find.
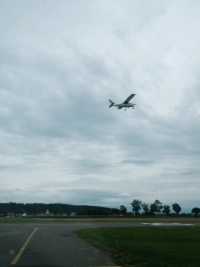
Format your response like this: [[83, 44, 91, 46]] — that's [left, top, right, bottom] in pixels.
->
[[123, 94, 136, 104]]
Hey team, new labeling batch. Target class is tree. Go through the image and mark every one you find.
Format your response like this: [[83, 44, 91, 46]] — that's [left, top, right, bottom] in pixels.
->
[[120, 205, 127, 215], [131, 199, 142, 215], [172, 203, 181, 215], [150, 200, 163, 214], [142, 203, 149, 215], [163, 205, 170, 216], [192, 207, 200, 217]]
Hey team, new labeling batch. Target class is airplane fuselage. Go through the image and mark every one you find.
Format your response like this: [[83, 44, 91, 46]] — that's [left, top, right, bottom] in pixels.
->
[[114, 103, 135, 109]]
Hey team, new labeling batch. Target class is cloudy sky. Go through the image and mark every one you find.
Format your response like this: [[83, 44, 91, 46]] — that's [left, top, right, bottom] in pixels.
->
[[0, 0, 200, 210]]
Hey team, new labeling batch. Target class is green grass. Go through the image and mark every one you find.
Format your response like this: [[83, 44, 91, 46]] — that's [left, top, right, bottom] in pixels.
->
[[78, 226, 200, 267]]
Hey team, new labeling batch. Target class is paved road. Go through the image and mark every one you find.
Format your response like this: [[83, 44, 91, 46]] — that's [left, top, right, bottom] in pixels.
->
[[1, 221, 192, 267], [0, 222, 131, 267]]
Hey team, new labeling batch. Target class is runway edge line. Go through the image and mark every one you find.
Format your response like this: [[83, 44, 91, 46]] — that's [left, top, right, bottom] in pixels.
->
[[11, 227, 38, 265]]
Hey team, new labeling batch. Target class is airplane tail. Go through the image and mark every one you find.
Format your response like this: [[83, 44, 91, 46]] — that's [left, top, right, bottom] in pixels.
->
[[109, 99, 114, 108]]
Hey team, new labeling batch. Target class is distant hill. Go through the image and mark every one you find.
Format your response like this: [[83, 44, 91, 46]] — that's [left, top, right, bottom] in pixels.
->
[[0, 202, 120, 216]]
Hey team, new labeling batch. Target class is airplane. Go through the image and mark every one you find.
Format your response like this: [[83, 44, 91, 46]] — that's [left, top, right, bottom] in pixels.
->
[[109, 94, 136, 110]]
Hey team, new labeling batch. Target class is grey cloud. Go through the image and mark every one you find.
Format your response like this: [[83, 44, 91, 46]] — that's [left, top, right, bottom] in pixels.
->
[[121, 159, 155, 165], [0, 1, 200, 209]]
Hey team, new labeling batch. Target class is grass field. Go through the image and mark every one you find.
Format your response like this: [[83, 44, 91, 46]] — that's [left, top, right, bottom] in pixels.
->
[[78, 226, 200, 267]]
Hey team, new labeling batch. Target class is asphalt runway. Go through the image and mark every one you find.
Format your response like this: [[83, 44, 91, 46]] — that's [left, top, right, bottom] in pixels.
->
[[0, 221, 194, 267], [0, 222, 130, 267]]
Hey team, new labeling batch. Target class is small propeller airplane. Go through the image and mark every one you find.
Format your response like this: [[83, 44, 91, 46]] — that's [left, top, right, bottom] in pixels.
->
[[109, 94, 136, 110]]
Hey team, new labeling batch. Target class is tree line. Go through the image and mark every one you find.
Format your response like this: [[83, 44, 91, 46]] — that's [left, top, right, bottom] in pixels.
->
[[1, 200, 200, 217], [120, 199, 200, 216], [0, 203, 120, 217]]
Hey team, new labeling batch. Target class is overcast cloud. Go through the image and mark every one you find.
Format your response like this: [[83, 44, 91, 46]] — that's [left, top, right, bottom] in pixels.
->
[[0, 0, 200, 210]]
